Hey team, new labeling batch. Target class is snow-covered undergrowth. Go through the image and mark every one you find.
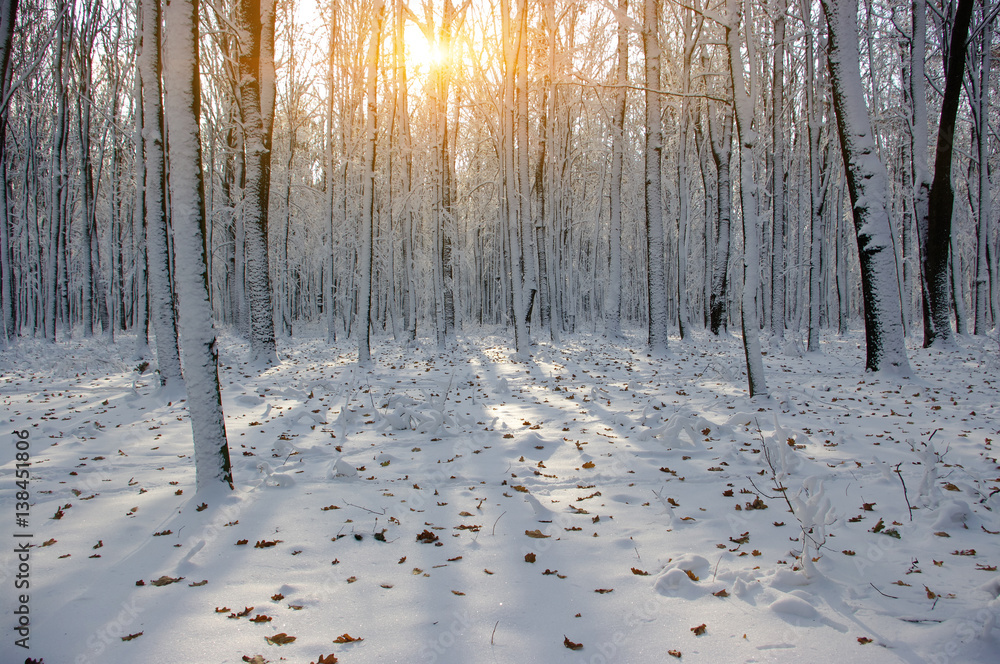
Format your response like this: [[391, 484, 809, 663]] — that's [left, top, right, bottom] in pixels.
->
[[2, 328, 998, 663]]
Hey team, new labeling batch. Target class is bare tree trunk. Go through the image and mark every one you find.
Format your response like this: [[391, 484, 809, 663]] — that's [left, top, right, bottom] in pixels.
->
[[922, 0, 974, 347], [822, 0, 911, 374]]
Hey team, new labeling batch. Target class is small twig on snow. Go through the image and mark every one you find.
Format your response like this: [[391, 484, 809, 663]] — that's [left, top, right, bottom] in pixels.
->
[[492, 511, 506, 536], [893, 462, 913, 521], [870, 583, 898, 599], [345, 502, 386, 515]]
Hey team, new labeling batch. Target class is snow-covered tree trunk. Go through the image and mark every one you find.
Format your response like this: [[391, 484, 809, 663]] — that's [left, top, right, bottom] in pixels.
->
[[75, 2, 99, 338], [708, 99, 733, 336], [0, 0, 17, 342], [821, 0, 911, 374], [643, 0, 668, 352], [325, 0, 339, 344], [803, 0, 823, 352], [675, 7, 700, 341], [516, 0, 536, 327], [922, 0, 974, 347], [357, 0, 383, 366], [237, 0, 277, 365], [971, 8, 992, 336], [502, 0, 529, 356], [909, 0, 934, 343], [139, 0, 181, 385], [605, 0, 627, 340], [132, 57, 149, 357], [770, 0, 786, 342], [726, 0, 767, 396], [950, 234, 967, 334], [393, 0, 416, 343], [162, 0, 234, 491]]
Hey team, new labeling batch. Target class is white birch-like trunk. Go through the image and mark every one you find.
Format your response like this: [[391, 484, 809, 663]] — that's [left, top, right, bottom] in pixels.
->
[[726, 0, 767, 396], [708, 99, 733, 335], [770, 0, 786, 342], [162, 0, 234, 491], [502, 0, 529, 356], [140, 0, 182, 385], [357, 1, 383, 366], [803, 0, 824, 353], [821, 0, 911, 374], [643, 0, 668, 352], [237, 0, 277, 365], [605, 0, 627, 340], [972, 8, 992, 335]]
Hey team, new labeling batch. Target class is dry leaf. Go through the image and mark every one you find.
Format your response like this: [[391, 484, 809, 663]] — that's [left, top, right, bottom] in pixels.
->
[[713, 589, 729, 597], [451, 590, 466, 596], [196, 502, 208, 511], [215, 607, 231, 613], [525, 529, 550, 538], [582, 461, 595, 469], [691, 624, 707, 636], [150, 575, 184, 587], [242, 657, 267, 664], [265, 633, 296, 646], [41, 539, 57, 547], [251, 615, 273, 623], [416, 529, 439, 543], [524, 553, 536, 563], [121, 632, 143, 642], [631, 567, 649, 576], [189, 580, 208, 587], [858, 637, 873, 645], [333, 633, 363, 643], [595, 588, 614, 594], [563, 636, 584, 650], [668, 650, 682, 658], [237, 606, 254, 617], [311, 655, 338, 664], [255, 539, 282, 548], [271, 593, 284, 601], [684, 570, 699, 582], [237, 539, 249, 545]]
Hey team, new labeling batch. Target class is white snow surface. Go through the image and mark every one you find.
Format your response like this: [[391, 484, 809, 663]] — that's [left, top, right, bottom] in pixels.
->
[[2, 327, 999, 663]]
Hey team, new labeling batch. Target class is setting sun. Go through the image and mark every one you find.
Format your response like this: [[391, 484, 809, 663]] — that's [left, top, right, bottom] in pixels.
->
[[403, 22, 447, 71]]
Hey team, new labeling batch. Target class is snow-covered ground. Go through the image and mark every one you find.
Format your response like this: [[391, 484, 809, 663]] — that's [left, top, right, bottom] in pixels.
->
[[2, 327, 999, 663]]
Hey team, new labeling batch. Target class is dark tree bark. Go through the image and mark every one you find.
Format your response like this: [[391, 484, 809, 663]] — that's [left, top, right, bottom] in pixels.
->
[[922, 0, 975, 346]]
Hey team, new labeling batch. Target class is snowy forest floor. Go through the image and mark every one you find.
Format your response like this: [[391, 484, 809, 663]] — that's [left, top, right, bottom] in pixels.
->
[[2, 326, 1000, 664]]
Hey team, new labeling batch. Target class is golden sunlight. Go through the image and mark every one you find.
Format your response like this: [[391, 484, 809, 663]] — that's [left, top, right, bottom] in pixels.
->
[[404, 23, 446, 71]]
